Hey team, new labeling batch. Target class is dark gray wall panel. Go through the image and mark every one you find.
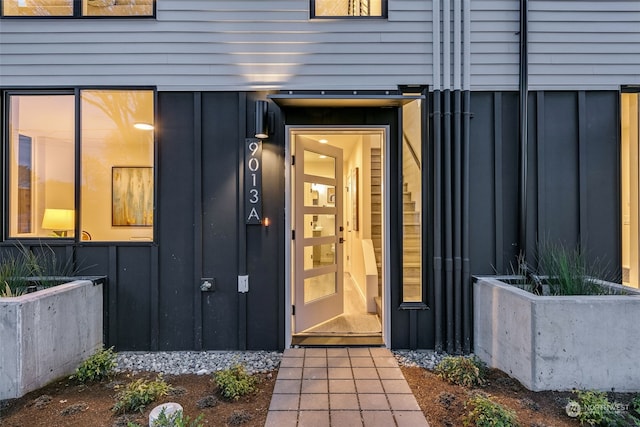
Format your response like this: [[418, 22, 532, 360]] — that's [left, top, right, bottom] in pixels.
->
[[157, 92, 196, 350], [201, 92, 240, 349], [116, 246, 152, 350], [469, 92, 498, 274], [539, 92, 580, 247], [583, 91, 620, 272]]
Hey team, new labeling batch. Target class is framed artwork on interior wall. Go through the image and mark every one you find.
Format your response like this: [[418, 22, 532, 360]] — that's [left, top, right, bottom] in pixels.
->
[[351, 167, 359, 231], [112, 166, 153, 226]]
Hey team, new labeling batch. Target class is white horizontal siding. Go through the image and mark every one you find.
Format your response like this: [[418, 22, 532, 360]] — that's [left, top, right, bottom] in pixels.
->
[[529, 0, 640, 90], [470, 0, 520, 90], [0, 0, 432, 91]]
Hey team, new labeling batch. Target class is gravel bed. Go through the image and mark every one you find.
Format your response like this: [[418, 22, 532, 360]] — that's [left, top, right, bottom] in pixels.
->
[[115, 348, 454, 376], [116, 351, 282, 376], [393, 350, 449, 370]]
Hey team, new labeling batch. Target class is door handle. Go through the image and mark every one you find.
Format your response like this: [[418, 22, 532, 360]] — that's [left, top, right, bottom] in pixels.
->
[[339, 237, 344, 244]]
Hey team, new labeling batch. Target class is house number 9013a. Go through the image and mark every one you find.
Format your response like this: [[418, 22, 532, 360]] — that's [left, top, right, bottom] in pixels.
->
[[245, 138, 262, 224]]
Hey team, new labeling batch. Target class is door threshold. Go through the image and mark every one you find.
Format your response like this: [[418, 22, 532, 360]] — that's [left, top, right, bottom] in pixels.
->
[[291, 335, 384, 346]]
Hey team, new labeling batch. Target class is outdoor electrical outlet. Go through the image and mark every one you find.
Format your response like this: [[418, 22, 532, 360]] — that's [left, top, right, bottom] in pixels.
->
[[200, 278, 215, 292], [238, 275, 249, 293]]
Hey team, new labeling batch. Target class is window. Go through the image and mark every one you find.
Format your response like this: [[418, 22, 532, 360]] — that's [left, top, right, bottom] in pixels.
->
[[6, 89, 155, 241], [1, 0, 154, 17], [312, 0, 386, 18], [402, 99, 424, 303], [622, 91, 640, 288]]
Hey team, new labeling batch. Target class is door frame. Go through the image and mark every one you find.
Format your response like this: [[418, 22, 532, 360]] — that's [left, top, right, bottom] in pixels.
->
[[284, 125, 391, 348]]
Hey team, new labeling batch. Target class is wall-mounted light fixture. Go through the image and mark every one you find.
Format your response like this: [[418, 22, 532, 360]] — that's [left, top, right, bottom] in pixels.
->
[[134, 122, 154, 130], [255, 100, 271, 139], [42, 208, 74, 237]]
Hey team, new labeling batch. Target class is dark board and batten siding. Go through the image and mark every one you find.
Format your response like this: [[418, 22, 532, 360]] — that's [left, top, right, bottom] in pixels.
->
[[469, 91, 620, 276], [0, 1, 432, 91]]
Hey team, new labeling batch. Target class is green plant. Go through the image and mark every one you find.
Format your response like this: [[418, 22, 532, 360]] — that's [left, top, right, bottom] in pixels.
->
[[213, 364, 257, 400], [534, 240, 616, 296], [154, 408, 205, 427], [435, 356, 486, 387], [463, 394, 519, 427], [112, 376, 172, 414], [0, 242, 86, 297], [567, 390, 639, 426], [70, 346, 117, 383], [632, 394, 640, 414]]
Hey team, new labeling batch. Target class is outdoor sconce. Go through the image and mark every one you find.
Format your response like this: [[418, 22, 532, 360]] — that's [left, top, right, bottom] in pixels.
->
[[263, 217, 270, 228], [255, 100, 271, 139]]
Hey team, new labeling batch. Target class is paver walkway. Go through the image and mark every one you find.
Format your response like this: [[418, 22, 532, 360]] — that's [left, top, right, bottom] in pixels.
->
[[265, 347, 430, 426]]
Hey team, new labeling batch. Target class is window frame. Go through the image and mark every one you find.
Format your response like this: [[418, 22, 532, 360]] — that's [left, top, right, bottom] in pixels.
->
[[0, 0, 156, 19], [2, 87, 158, 244], [310, 0, 388, 19]]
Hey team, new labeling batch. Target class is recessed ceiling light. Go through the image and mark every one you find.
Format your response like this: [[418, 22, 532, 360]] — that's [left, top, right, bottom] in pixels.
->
[[319, 139, 328, 144], [319, 155, 327, 159]]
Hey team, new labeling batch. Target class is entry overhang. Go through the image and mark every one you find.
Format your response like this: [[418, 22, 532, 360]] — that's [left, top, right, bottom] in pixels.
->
[[269, 91, 423, 108]]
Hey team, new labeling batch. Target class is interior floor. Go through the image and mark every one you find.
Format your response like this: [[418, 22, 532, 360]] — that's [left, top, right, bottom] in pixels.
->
[[298, 273, 381, 336]]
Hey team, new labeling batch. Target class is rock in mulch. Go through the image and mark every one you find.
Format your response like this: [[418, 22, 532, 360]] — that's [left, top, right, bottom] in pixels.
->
[[60, 402, 88, 416], [196, 395, 218, 409], [32, 395, 52, 409]]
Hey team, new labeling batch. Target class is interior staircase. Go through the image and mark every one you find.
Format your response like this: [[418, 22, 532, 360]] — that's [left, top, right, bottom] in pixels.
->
[[370, 148, 422, 306]]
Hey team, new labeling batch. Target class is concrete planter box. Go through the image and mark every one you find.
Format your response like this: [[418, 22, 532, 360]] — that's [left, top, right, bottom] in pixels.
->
[[0, 279, 104, 400], [474, 276, 640, 392]]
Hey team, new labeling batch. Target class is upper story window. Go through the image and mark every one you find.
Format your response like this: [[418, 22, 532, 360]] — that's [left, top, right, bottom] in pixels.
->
[[312, 0, 386, 18], [1, 0, 155, 17]]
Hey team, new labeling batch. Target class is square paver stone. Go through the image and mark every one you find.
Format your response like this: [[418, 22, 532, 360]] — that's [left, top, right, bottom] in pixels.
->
[[268, 393, 299, 411], [304, 357, 328, 367], [327, 348, 349, 357], [355, 379, 384, 393], [300, 393, 329, 410], [303, 367, 328, 379], [382, 379, 413, 394], [348, 348, 371, 357], [387, 393, 422, 411], [377, 367, 405, 380], [350, 357, 375, 367], [301, 379, 328, 394], [329, 379, 356, 393], [298, 410, 330, 427], [277, 367, 303, 380], [265, 410, 298, 427], [283, 348, 305, 357], [374, 357, 399, 368], [369, 348, 393, 357], [280, 357, 304, 368], [327, 357, 351, 368], [330, 393, 360, 410], [305, 348, 327, 357], [331, 410, 364, 426], [361, 410, 396, 427], [359, 393, 390, 410], [328, 367, 353, 379], [394, 410, 430, 427], [352, 367, 378, 379], [273, 379, 301, 394]]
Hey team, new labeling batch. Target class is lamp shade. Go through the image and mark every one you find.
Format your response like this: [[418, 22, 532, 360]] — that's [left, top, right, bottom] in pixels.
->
[[42, 209, 75, 232]]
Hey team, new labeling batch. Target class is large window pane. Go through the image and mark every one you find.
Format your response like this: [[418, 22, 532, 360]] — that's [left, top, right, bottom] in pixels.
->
[[8, 94, 76, 238], [622, 92, 640, 288], [314, 0, 384, 17], [80, 90, 154, 241], [83, 0, 154, 17], [402, 99, 423, 302], [2, 0, 73, 16]]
